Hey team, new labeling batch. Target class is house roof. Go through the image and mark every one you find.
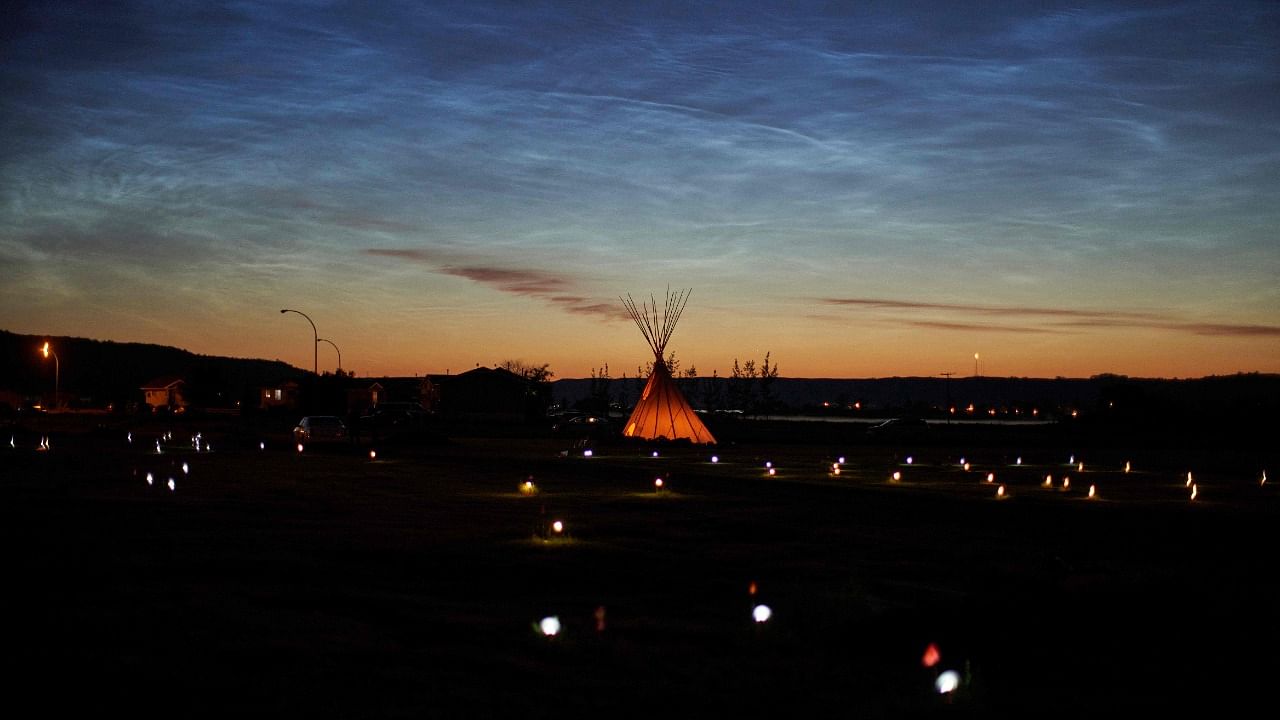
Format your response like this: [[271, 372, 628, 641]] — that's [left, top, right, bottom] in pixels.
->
[[140, 376, 185, 390]]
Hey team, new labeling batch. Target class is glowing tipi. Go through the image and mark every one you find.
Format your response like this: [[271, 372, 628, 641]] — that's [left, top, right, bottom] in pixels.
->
[[621, 289, 717, 445]]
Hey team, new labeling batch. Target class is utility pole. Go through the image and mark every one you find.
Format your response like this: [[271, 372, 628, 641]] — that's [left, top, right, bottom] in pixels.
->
[[940, 371, 955, 425]]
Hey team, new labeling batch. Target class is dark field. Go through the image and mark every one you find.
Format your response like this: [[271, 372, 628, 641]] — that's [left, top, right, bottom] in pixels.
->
[[4, 416, 1278, 717]]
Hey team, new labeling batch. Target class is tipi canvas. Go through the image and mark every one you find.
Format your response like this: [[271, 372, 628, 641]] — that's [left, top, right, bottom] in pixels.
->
[[621, 289, 717, 445]]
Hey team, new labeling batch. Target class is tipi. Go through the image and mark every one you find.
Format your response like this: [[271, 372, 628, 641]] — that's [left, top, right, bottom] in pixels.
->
[[621, 288, 717, 445]]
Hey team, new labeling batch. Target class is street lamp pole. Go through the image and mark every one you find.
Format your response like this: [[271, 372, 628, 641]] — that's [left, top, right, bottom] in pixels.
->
[[280, 308, 318, 375], [40, 341, 60, 410], [317, 338, 342, 374]]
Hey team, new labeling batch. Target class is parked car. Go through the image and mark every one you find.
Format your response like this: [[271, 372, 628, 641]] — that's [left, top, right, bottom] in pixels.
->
[[293, 416, 347, 443]]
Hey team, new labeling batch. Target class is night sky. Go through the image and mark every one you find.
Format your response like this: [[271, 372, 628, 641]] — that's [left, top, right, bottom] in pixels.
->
[[3, 1, 1278, 378]]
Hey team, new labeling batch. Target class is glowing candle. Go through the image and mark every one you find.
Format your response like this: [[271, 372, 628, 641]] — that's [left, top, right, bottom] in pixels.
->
[[1262, 471, 1268, 487], [539, 616, 561, 636]]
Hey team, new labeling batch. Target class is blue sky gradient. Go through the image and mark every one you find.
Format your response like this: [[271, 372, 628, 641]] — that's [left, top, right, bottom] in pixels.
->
[[3, 1, 1278, 377]]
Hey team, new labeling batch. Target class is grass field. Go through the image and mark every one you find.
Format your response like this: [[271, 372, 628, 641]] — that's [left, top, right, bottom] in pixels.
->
[[4, 415, 1278, 717]]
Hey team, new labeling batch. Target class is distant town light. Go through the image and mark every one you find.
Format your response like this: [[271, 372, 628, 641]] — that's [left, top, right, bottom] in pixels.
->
[[583, 449, 593, 458], [167, 478, 175, 492], [710, 455, 719, 463], [891, 471, 901, 482], [369, 450, 377, 460], [146, 472, 153, 485], [906, 456, 913, 464], [1088, 484, 1097, 499], [551, 520, 564, 534]]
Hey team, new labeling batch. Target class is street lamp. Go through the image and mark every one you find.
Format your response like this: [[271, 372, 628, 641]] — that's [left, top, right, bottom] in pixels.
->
[[317, 337, 342, 374], [280, 308, 317, 375], [974, 352, 980, 378], [40, 341, 59, 410]]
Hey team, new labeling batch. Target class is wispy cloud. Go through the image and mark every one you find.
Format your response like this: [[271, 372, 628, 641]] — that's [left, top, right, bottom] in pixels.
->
[[364, 248, 623, 319], [822, 296, 1280, 338]]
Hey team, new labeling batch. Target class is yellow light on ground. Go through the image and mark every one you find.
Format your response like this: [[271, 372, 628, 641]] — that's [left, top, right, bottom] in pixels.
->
[[1125, 461, 1131, 473], [1044, 475, 1053, 487], [768, 468, 776, 476], [654, 477, 664, 489], [1186, 472, 1193, 487], [1262, 471, 1268, 486], [832, 467, 841, 476], [1190, 483, 1198, 501], [1078, 462, 1084, 472], [752, 604, 772, 623], [963, 463, 971, 472], [997, 485, 1006, 497], [551, 520, 564, 534], [1088, 484, 1096, 499], [369, 450, 377, 460], [891, 471, 901, 482], [986, 472, 994, 483], [1063, 476, 1071, 489], [520, 480, 537, 495], [539, 616, 561, 636]]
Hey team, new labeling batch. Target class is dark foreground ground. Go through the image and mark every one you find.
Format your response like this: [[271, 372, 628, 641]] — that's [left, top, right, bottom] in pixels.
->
[[3, 415, 1278, 718]]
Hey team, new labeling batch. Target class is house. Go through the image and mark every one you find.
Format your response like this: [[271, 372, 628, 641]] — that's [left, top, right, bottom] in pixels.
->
[[434, 366, 546, 422], [259, 380, 300, 411], [141, 377, 188, 412]]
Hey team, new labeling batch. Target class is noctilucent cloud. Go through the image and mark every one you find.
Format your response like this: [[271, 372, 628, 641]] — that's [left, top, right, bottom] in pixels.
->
[[3, 1, 1278, 378]]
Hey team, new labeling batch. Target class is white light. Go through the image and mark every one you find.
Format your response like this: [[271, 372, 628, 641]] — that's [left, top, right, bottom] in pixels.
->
[[1124, 461, 1131, 473], [765, 461, 772, 468], [146, 472, 153, 485], [654, 477, 664, 489], [906, 456, 913, 464], [583, 449, 593, 457], [369, 450, 377, 460], [986, 473, 994, 483], [155, 441, 162, 454], [963, 463, 971, 472], [1078, 462, 1084, 472], [752, 604, 772, 623], [259, 442, 265, 450], [181, 462, 189, 475], [652, 451, 659, 458], [959, 457, 965, 465], [710, 455, 719, 463], [1069, 455, 1075, 465], [1016, 456, 1022, 465], [552, 520, 564, 534], [296, 443, 303, 453], [539, 616, 561, 636], [768, 468, 776, 476], [127, 432, 132, 444], [8, 435, 13, 449], [167, 478, 175, 491], [935, 670, 960, 694], [1186, 472, 1193, 487], [1190, 483, 1198, 501], [1088, 484, 1096, 499], [892, 471, 901, 481], [838, 456, 846, 464]]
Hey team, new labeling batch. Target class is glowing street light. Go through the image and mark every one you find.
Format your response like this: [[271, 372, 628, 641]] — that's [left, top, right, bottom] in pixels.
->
[[40, 342, 59, 410], [279, 308, 318, 374], [317, 337, 342, 373]]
